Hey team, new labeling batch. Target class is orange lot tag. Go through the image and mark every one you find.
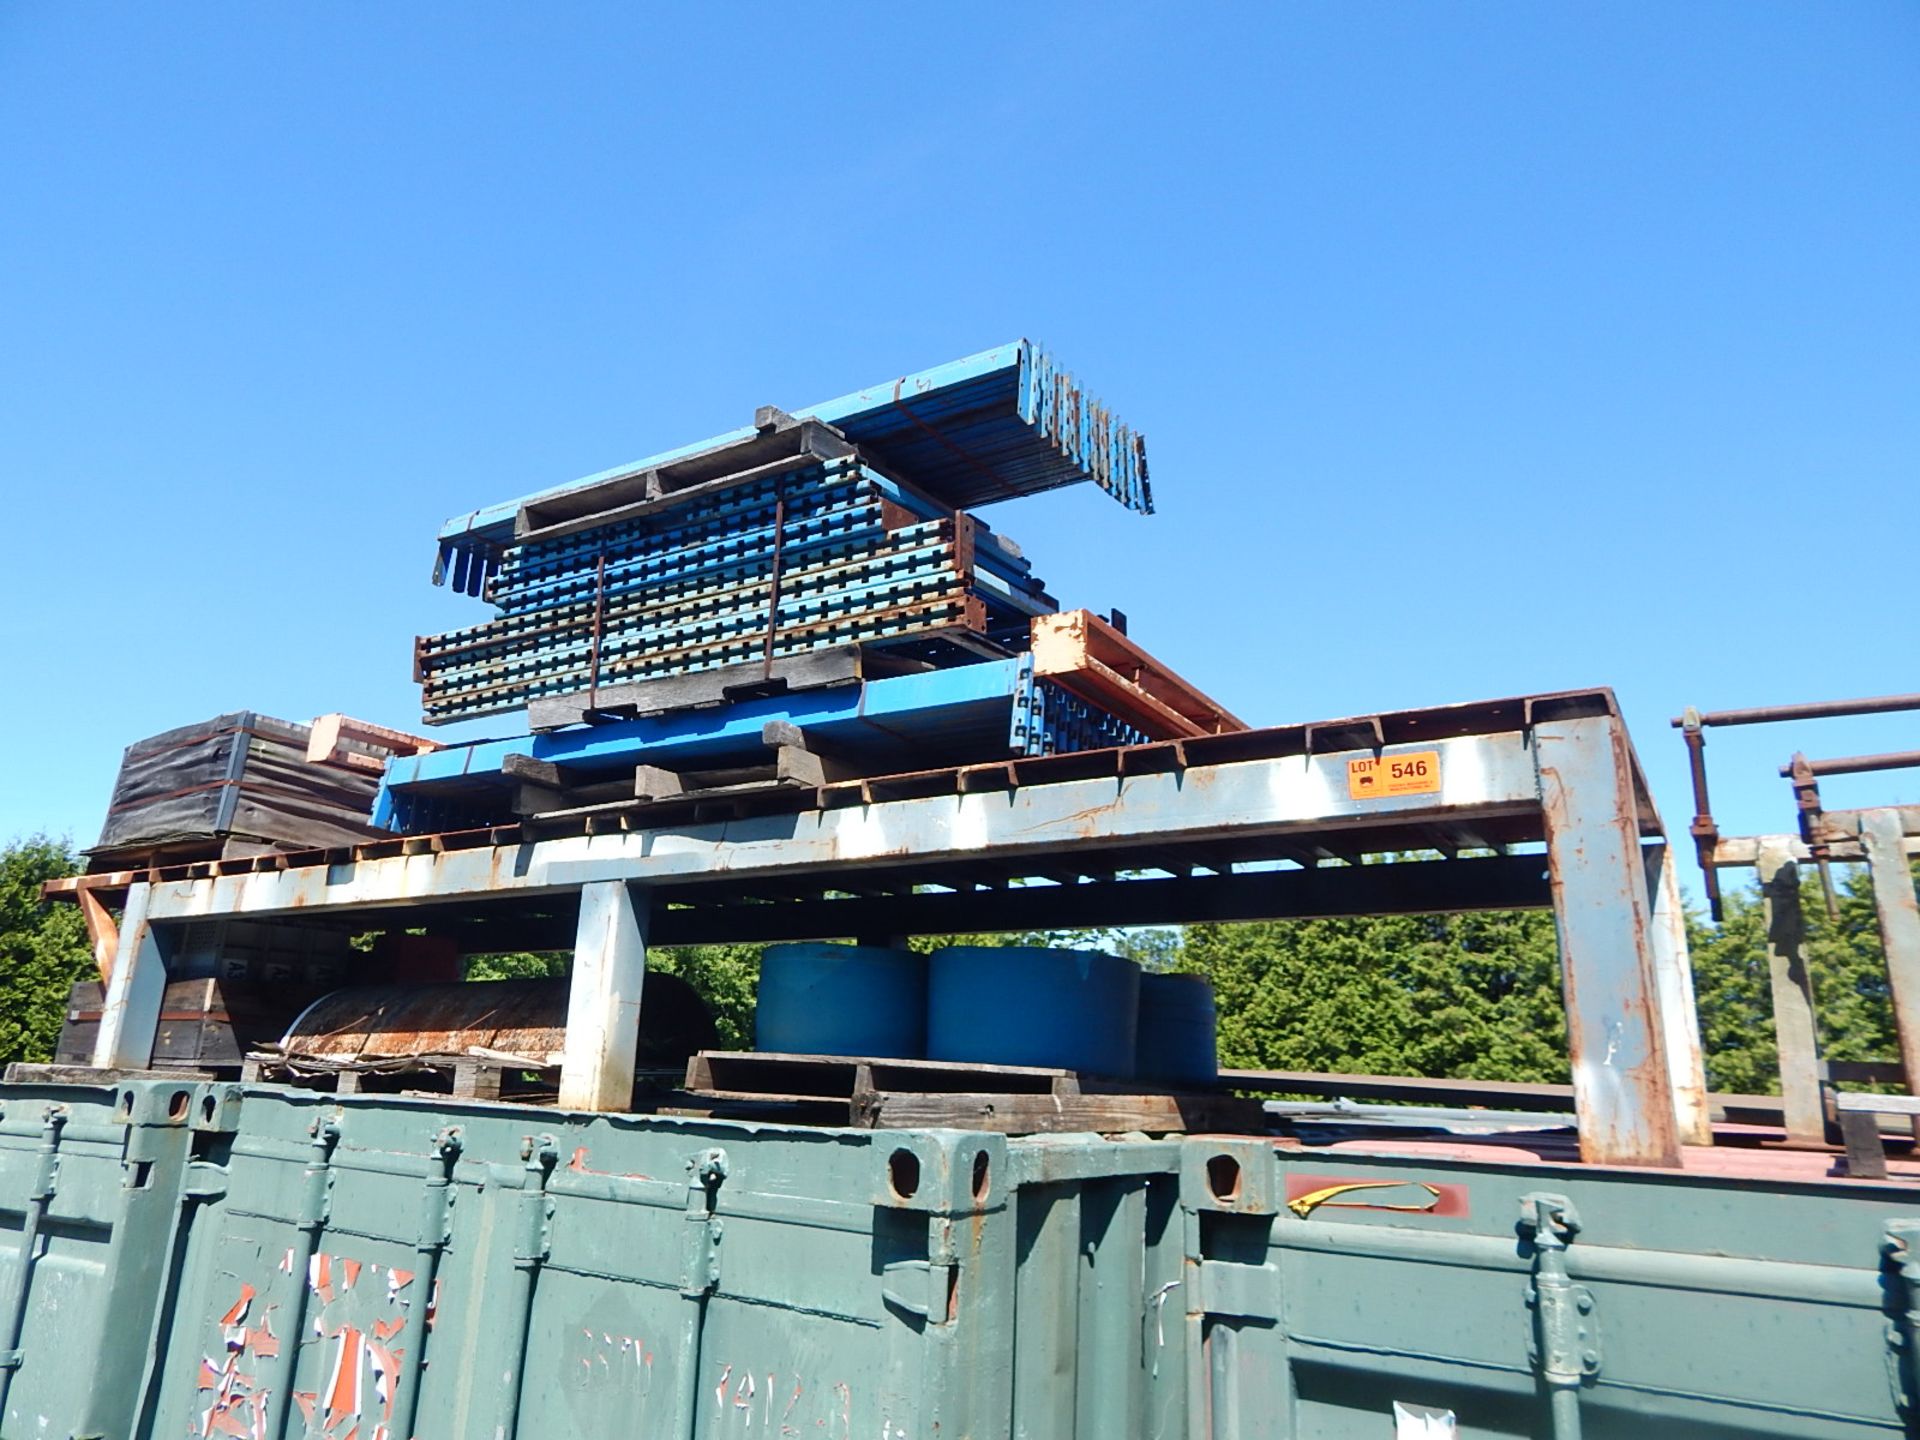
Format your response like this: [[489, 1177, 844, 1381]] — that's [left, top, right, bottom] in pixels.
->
[[1347, 751, 1441, 800]]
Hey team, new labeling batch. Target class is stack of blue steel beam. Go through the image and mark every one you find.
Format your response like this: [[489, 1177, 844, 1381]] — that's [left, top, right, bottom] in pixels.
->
[[378, 656, 1148, 834], [432, 340, 1150, 598], [416, 453, 1055, 724], [388, 343, 1155, 832]]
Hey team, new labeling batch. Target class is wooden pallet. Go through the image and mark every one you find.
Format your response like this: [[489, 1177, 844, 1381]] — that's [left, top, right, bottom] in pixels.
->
[[242, 1047, 557, 1101], [681, 1050, 1264, 1135], [506, 720, 867, 820]]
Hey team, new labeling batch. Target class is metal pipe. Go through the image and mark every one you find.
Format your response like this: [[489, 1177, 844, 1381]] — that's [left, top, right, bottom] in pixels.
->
[[265, 1114, 341, 1440], [1673, 693, 1920, 728], [1676, 711, 1723, 919], [1778, 749, 1920, 779], [1549, 1386, 1584, 1440], [0, 1107, 67, 1417], [498, 1134, 559, 1440], [1783, 754, 1842, 920], [669, 1148, 728, 1438], [1521, 1195, 1591, 1440], [387, 1126, 462, 1440]]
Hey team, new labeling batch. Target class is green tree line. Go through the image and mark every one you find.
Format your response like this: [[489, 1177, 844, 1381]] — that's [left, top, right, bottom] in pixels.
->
[[4, 833, 1912, 1092]]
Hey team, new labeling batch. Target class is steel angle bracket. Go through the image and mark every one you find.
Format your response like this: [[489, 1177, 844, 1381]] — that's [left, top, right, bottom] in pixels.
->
[[1195, 1259, 1278, 1322], [881, 1255, 959, 1323]]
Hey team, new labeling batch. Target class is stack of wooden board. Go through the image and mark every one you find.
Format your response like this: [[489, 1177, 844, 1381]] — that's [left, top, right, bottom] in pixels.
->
[[88, 713, 389, 870]]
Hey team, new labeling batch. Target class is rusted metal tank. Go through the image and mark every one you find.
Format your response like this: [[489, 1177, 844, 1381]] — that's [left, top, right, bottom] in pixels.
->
[[281, 975, 714, 1066]]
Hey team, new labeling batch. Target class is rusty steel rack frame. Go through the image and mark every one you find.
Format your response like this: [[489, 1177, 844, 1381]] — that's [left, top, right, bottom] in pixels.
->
[[48, 687, 1711, 1168], [1673, 692, 1920, 1148]]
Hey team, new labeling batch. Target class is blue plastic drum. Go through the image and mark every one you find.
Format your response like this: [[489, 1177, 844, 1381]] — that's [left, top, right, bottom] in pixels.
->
[[754, 943, 927, 1058], [1135, 973, 1219, 1085], [927, 946, 1140, 1077]]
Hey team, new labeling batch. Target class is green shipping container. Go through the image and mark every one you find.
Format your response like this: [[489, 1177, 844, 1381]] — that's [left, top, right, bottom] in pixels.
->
[[6, 1077, 1920, 1439], [106, 1082, 1182, 1440], [1181, 1137, 1920, 1438], [0, 1077, 241, 1440]]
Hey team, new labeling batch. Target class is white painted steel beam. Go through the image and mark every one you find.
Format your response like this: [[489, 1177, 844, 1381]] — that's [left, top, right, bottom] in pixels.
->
[[135, 735, 1544, 923], [1536, 716, 1681, 1167], [559, 882, 651, 1111], [91, 883, 167, 1069], [112, 719, 1695, 1165], [1645, 842, 1711, 1145], [1710, 827, 1920, 868]]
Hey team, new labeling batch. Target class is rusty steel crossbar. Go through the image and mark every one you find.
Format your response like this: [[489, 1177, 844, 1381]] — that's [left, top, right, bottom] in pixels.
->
[[1779, 749, 1920, 779], [1675, 692, 1920, 1146], [1674, 693, 1920, 729]]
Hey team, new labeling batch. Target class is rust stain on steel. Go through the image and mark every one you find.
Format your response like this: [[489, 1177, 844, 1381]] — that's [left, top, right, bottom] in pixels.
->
[[1539, 723, 1679, 1166], [284, 979, 567, 1062], [567, 1146, 652, 1181]]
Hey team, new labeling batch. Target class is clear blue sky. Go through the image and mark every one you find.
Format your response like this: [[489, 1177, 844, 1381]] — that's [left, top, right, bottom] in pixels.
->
[[2, 5, 1915, 899]]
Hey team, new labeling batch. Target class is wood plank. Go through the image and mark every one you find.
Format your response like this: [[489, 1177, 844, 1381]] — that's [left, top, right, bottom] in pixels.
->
[[1221, 1067, 1579, 1110], [526, 646, 867, 730], [688, 1049, 1073, 1102], [1840, 1108, 1889, 1179], [1829, 1059, 1907, 1085], [1836, 1091, 1920, 1116], [5, 1062, 215, 1085], [306, 713, 439, 772], [855, 1090, 1264, 1134]]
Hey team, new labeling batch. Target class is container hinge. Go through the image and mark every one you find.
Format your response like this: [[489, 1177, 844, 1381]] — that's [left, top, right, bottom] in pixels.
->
[[881, 1259, 958, 1322], [1883, 1219, 1920, 1416], [680, 1148, 727, 1298], [184, 1159, 229, 1202], [1196, 1260, 1278, 1321], [513, 1134, 559, 1267], [1520, 1193, 1600, 1385], [0, 1350, 21, 1371], [417, 1128, 463, 1252]]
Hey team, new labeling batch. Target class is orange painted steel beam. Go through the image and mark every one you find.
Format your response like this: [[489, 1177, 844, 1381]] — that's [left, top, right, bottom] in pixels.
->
[[1030, 610, 1245, 741]]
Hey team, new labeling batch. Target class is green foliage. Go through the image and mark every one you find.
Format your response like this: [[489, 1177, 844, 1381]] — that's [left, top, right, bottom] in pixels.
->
[[646, 946, 763, 1049], [0, 837, 95, 1065], [459, 944, 764, 1048], [1175, 907, 1570, 1082], [463, 951, 568, 980], [1170, 858, 1913, 1091], [2, 832, 1902, 1093]]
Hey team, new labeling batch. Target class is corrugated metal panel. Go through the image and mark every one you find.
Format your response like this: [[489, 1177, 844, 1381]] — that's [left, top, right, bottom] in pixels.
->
[[141, 1085, 1181, 1440]]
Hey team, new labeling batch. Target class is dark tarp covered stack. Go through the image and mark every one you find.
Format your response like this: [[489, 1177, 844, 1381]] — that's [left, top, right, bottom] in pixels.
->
[[89, 713, 383, 870]]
